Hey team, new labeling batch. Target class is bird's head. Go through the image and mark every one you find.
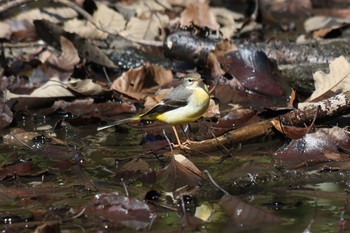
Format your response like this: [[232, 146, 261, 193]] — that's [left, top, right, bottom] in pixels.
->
[[183, 72, 203, 88]]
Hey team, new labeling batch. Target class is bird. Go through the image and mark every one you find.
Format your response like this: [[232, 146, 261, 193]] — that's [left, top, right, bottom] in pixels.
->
[[97, 72, 210, 148]]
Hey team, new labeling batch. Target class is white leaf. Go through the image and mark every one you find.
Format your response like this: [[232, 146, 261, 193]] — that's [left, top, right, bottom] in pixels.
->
[[308, 56, 350, 101]]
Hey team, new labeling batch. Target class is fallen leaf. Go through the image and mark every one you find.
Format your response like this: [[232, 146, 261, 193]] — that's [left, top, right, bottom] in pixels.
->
[[0, 22, 11, 39], [5, 77, 74, 100], [64, 3, 126, 40], [270, 118, 310, 139], [115, 158, 156, 184], [87, 192, 156, 230], [13, 7, 76, 24], [195, 203, 215, 222], [1, 7, 76, 41], [0, 162, 47, 180], [210, 109, 259, 136], [180, 3, 219, 30], [304, 16, 350, 37], [219, 49, 289, 97], [219, 195, 283, 226], [66, 78, 106, 96], [4, 77, 108, 114], [307, 56, 350, 102], [158, 154, 204, 191], [205, 170, 283, 228], [34, 20, 118, 68], [111, 63, 173, 100], [48, 98, 136, 118], [43, 36, 80, 79], [121, 12, 169, 41], [211, 7, 244, 38], [0, 186, 73, 199], [62, 164, 97, 191], [274, 126, 350, 168], [129, 0, 172, 15]]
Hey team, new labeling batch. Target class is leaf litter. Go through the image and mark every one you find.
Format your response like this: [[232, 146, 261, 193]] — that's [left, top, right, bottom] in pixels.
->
[[2, 0, 350, 232]]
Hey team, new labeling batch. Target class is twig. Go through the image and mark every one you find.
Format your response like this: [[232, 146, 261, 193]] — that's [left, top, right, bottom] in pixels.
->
[[52, 0, 163, 47], [303, 199, 317, 233], [0, 0, 34, 14], [9, 133, 33, 150], [204, 170, 229, 195], [102, 67, 111, 86], [163, 129, 173, 152], [250, 0, 259, 21], [121, 178, 129, 197], [2, 41, 45, 48]]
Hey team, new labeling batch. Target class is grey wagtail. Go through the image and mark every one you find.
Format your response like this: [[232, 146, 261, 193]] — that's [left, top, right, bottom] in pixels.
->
[[97, 72, 210, 147]]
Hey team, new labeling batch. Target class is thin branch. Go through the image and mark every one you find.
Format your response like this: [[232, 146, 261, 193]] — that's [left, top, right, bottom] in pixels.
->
[[2, 41, 45, 48], [9, 133, 33, 150], [204, 170, 229, 195]]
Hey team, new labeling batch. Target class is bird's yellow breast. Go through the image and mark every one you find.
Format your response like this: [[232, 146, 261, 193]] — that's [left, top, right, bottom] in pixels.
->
[[155, 86, 209, 125]]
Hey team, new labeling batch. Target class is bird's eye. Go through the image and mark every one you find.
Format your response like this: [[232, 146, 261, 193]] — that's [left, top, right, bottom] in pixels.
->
[[187, 79, 193, 83]]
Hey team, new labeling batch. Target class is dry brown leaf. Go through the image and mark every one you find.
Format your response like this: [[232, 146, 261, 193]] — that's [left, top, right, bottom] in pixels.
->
[[64, 4, 126, 40], [211, 7, 243, 39], [270, 118, 310, 139], [111, 64, 173, 100], [14, 7, 76, 24], [5, 77, 106, 100], [130, 0, 172, 16], [219, 195, 283, 225], [66, 78, 106, 96], [306, 56, 350, 102], [174, 154, 203, 175], [167, 0, 206, 7], [5, 77, 74, 100], [120, 12, 169, 41], [0, 22, 11, 39], [158, 154, 204, 191], [180, 3, 219, 30], [1, 7, 76, 40], [44, 36, 80, 79]]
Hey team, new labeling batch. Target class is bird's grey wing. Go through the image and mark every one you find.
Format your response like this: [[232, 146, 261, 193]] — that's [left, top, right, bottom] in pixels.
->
[[140, 86, 192, 118], [163, 84, 192, 102]]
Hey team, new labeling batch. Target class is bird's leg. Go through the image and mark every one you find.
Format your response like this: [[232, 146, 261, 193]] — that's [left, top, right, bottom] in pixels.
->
[[172, 126, 189, 149], [179, 124, 197, 145], [172, 125, 182, 146]]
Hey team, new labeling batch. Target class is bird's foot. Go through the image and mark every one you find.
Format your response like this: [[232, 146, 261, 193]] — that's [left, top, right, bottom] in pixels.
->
[[182, 139, 199, 146], [172, 142, 190, 150]]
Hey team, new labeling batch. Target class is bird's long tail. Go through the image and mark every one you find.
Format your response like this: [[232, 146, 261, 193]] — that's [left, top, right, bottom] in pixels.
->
[[97, 115, 141, 131]]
